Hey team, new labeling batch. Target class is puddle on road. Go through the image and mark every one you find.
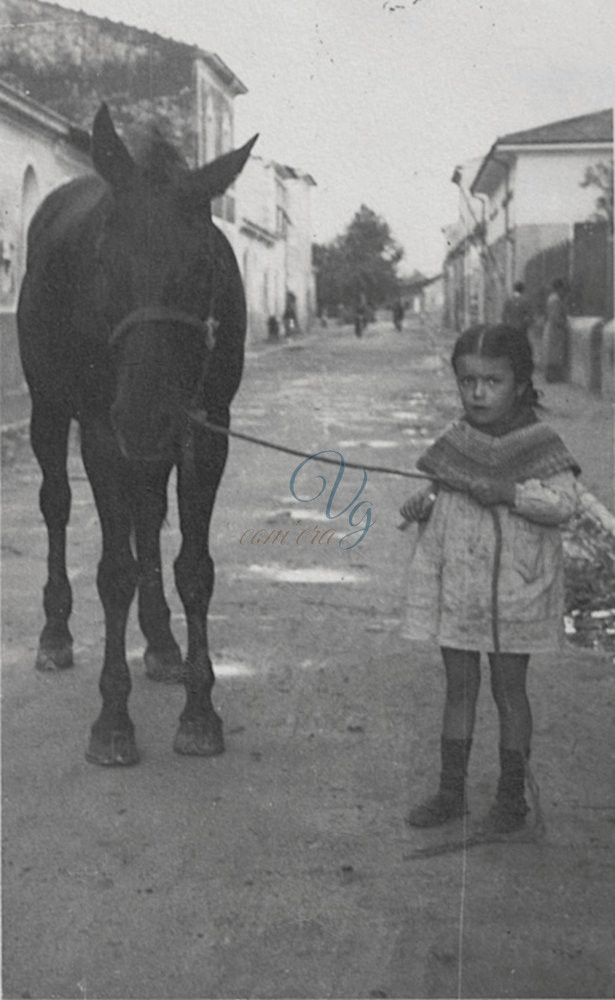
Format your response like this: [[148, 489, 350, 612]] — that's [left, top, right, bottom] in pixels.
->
[[126, 645, 255, 678], [264, 508, 342, 529], [243, 565, 366, 585], [347, 414, 401, 425], [364, 617, 402, 633], [336, 439, 399, 449], [171, 612, 228, 623], [212, 659, 255, 678], [290, 377, 319, 389], [402, 429, 434, 444], [390, 410, 432, 422]]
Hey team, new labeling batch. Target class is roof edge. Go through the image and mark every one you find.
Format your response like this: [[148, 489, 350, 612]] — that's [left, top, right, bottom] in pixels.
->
[[470, 109, 613, 196], [196, 51, 248, 96], [498, 108, 613, 146], [0, 78, 90, 152]]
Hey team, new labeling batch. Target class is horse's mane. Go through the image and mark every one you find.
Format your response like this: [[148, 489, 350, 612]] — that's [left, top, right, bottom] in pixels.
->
[[131, 124, 189, 185]]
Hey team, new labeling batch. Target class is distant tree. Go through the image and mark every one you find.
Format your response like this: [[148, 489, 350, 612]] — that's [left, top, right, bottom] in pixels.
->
[[314, 204, 404, 315], [580, 161, 613, 233]]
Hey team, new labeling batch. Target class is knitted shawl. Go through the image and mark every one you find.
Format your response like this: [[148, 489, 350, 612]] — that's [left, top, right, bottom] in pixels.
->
[[417, 418, 581, 489]]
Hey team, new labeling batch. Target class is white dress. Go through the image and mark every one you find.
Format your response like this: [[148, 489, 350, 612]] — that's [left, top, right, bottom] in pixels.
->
[[402, 471, 578, 653]]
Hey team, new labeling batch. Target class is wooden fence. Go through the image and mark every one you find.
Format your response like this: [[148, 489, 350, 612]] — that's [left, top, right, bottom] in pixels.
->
[[524, 221, 613, 319]]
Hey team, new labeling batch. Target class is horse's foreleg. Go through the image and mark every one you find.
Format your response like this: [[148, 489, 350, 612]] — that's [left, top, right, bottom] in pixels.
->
[[173, 544, 223, 756], [132, 466, 183, 683], [81, 426, 139, 765], [30, 402, 74, 671], [172, 440, 226, 756], [86, 533, 139, 765]]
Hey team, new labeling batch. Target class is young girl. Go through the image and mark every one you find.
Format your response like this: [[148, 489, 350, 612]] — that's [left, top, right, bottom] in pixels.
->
[[400, 324, 580, 834]]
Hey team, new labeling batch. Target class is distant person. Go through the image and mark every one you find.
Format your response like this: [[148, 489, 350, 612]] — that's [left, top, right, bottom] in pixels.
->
[[392, 299, 405, 332], [399, 324, 580, 834], [283, 291, 299, 337], [502, 281, 533, 337], [354, 293, 368, 338], [543, 278, 569, 383], [267, 315, 280, 341]]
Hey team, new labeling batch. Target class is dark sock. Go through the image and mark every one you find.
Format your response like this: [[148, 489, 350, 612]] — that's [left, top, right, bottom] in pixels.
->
[[439, 737, 472, 798], [497, 746, 529, 814]]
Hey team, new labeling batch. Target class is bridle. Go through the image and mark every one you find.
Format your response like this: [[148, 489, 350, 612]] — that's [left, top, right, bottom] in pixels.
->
[[105, 221, 226, 434], [107, 213, 224, 354], [109, 304, 220, 446], [110, 305, 218, 351]]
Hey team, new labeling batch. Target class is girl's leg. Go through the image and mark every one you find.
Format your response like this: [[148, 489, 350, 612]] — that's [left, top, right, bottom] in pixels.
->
[[487, 653, 531, 752], [486, 653, 531, 832], [407, 647, 480, 828], [442, 646, 481, 741]]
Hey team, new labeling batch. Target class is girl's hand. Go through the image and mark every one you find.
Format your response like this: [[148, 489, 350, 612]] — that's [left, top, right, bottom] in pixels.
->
[[468, 478, 516, 507], [399, 488, 437, 523]]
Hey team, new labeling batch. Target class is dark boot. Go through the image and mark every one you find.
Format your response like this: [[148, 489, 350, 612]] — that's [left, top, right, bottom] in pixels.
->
[[483, 746, 529, 834], [406, 737, 472, 828]]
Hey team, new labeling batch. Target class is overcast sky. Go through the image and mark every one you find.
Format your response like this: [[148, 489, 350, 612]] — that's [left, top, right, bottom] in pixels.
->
[[54, 0, 614, 275]]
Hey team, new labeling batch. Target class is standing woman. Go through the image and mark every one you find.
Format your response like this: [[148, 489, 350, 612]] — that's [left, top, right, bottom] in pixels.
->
[[542, 278, 569, 383], [399, 325, 580, 833]]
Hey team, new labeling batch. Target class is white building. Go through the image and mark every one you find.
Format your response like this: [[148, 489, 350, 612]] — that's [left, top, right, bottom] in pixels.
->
[[0, 82, 90, 405], [446, 109, 613, 326], [233, 156, 317, 341]]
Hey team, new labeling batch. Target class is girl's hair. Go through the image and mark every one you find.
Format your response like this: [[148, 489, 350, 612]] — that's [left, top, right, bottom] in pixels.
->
[[451, 324, 540, 408]]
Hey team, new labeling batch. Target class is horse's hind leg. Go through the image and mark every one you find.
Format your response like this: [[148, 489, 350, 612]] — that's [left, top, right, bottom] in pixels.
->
[[132, 466, 183, 683], [30, 400, 74, 671]]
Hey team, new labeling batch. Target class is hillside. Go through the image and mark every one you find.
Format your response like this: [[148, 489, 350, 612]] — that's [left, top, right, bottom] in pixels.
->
[[0, 0, 199, 159]]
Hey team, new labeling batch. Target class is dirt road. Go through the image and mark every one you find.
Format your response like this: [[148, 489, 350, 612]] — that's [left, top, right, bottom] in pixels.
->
[[2, 318, 614, 999]]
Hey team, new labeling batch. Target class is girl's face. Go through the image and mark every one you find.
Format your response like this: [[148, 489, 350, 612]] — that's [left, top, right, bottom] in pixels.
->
[[455, 353, 525, 428]]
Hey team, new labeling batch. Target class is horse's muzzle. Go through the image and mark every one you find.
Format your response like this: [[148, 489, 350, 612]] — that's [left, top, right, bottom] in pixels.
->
[[111, 406, 183, 464]]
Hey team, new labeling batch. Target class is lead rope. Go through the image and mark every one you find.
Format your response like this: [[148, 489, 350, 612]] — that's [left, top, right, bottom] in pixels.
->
[[187, 413, 434, 481]]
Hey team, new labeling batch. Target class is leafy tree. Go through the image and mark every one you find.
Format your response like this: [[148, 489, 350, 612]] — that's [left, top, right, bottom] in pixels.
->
[[580, 161, 613, 232], [314, 204, 404, 314]]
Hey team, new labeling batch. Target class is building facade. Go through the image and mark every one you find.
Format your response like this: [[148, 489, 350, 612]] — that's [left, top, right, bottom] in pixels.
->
[[197, 153, 317, 344], [0, 83, 90, 404], [445, 110, 613, 328]]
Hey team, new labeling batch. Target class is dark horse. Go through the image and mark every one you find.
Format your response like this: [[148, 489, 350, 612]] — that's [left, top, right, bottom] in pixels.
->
[[17, 104, 257, 765]]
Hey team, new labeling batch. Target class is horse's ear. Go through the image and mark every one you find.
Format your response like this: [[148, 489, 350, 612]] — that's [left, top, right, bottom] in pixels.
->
[[192, 134, 259, 200], [91, 103, 135, 188]]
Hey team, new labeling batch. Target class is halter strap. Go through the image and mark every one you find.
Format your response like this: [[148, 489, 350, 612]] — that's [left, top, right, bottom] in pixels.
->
[[110, 306, 214, 349]]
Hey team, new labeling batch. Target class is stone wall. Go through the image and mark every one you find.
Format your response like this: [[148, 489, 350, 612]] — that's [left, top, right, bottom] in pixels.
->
[[531, 314, 615, 399]]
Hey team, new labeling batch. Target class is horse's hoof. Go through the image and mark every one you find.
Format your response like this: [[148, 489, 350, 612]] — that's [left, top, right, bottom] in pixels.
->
[[35, 642, 74, 672], [85, 730, 140, 766], [173, 718, 225, 757], [144, 646, 184, 684]]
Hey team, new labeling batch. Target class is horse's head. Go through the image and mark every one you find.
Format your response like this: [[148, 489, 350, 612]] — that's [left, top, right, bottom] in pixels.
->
[[91, 104, 257, 462]]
